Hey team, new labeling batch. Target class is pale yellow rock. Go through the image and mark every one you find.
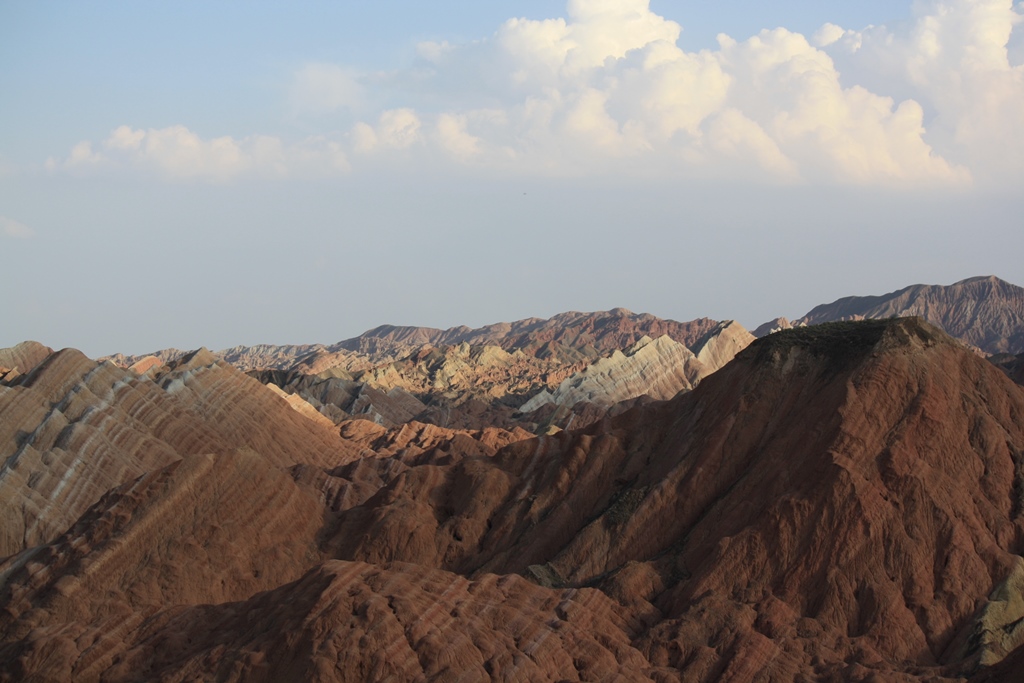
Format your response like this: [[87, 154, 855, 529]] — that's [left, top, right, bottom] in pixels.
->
[[128, 356, 164, 376], [534, 335, 701, 409], [265, 383, 337, 429], [963, 555, 1024, 667], [693, 321, 756, 376]]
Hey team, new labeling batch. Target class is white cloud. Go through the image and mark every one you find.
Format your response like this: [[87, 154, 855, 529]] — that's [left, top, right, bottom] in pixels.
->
[[66, 141, 105, 166], [434, 113, 483, 161], [705, 108, 799, 181], [52, 125, 350, 180], [106, 125, 145, 150], [821, 0, 1024, 184], [813, 23, 848, 48], [496, 0, 682, 78], [352, 109, 422, 153], [377, 109, 422, 149], [715, 28, 966, 184], [1, 216, 34, 239], [125, 125, 254, 180], [336, 0, 974, 184], [49, 0, 1023, 186], [417, 40, 455, 63], [350, 122, 378, 154]]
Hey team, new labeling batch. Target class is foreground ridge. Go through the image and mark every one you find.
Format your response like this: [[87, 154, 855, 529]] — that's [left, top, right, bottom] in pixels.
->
[[1, 318, 1024, 681]]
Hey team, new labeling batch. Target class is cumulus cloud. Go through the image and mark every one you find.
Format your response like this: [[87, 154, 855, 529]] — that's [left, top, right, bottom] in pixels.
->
[[713, 29, 966, 184], [51, 125, 349, 180], [820, 0, 1024, 184], [350, 109, 423, 154], [51, 0, 1023, 186], [434, 113, 483, 161], [496, 0, 682, 78], [46, 141, 105, 169], [339, 0, 977, 184], [1, 216, 34, 239]]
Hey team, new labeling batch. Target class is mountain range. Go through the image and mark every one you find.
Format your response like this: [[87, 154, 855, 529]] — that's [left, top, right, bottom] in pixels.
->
[[2, 276, 1024, 681], [756, 275, 1024, 355]]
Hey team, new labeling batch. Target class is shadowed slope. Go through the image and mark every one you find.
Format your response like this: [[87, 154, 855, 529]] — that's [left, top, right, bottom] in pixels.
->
[[70, 561, 659, 683], [327, 318, 1024, 679]]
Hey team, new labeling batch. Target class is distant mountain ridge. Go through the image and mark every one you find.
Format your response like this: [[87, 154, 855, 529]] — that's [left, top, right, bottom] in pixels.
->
[[105, 276, 1024, 371], [337, 309, 721, 358], [104, 309, 721, 373], [94, 276, 1024, 434], [101, 310, 754, 435], [792, 275, 1024, 354]]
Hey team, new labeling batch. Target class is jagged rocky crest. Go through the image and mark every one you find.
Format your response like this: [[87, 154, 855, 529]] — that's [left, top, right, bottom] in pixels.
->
[[785, 276, 1024, 355], [106, 311, 755, 435]]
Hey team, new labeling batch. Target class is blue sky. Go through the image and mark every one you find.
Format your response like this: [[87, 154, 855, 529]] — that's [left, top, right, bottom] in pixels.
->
[[2, 1, 1022, 357]]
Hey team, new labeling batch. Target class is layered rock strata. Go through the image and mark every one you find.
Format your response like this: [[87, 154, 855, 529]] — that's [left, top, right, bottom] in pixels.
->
[[0, 345, 358, 559], [795, 275, 1024, 354], [3, 319, 1024, 680]]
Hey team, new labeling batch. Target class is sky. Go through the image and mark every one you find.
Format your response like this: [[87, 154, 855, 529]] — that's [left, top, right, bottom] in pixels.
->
[[2, 0, 1022, 358]]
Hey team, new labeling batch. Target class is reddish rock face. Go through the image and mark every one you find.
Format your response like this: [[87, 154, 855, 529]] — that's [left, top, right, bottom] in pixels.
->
[[321, 319, 1024, 677], [0, 345, 361, 558], [3, 318, 1024, 681]]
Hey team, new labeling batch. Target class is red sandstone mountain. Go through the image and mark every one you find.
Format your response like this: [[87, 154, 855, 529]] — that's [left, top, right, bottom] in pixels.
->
[[792, 275, 1024, 355], [3, 318, 1024, 681], [0, 345, 361, 559]]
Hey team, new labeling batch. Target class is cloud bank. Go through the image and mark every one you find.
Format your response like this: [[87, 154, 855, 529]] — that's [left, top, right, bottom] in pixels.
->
[[49, 126, 349, 181], [51, 0, 1023, 186]]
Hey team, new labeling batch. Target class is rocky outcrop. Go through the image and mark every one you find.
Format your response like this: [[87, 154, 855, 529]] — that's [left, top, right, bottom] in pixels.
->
[[519, 335, 703, 412], [691, 320, 756, 374], [796, 275, 1024, 354], [265, 383, 338, 429], [0, 341, 52, 382], [752, 316, 794, 337], [0, 344, 359, 558], [254, 341, 592, 431], [519, 322, 754, 418], [100, 347, 187, 368]]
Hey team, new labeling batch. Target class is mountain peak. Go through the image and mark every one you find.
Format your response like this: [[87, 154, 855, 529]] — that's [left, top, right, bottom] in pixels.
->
[[746, 317, 953, 369], [0, 340, 53, 374], [795, 275, 1024, 354], [170, 347, 219, 371]]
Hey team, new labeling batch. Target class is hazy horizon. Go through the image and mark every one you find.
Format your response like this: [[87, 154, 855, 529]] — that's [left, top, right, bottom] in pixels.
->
[[3, 1, 1022, 358]]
